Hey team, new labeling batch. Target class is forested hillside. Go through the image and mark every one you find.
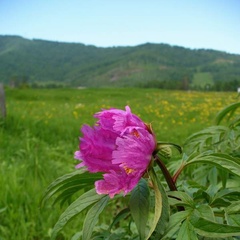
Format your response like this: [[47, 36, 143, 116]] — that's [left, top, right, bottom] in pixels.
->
[[0, 35, 240, 90]]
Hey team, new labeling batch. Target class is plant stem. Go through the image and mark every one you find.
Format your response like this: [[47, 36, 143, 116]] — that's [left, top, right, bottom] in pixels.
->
[[154, 154, 185, 211], [153, 154, 178, 191], [172, 162, 185, 184]]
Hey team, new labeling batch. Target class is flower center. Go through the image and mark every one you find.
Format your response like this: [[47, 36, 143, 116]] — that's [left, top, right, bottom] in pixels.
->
[[123, 165, 135, 174], [131, 129, 140, 138]]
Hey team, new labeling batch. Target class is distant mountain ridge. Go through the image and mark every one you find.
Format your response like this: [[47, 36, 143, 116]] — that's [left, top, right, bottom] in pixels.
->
[[0, 35, 240, 90]]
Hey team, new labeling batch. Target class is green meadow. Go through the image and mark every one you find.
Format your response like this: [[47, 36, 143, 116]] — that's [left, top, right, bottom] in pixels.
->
[[0, 88, 238, 239]]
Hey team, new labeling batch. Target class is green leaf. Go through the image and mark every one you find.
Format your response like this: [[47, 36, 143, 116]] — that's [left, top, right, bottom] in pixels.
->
[[51, 188, 105, 239], [184, 125, 228, 151], [195, 204, 215, 221], [219, 168, 229, 188], [157, 141, 183, 154], [211, 189, 240, 207], [225, 214, 240, 227], [215, 102, 240, 125], [129, 178, 150, 240], [82, 195, 109, 240], [185, 152, 240, 178], [176, 220, 198, 240], [190, 213, 240, 238], [225, 201, 240, 226], [71, 232, 81, 240], [225, 201, 240, 214], [147, 168, 169, 239], [161, 210, 192, 239], [168, 191, 195, 208], [41, 169, 102, 207], [41, 169, 85, 206], [109, 208, 130, 231]]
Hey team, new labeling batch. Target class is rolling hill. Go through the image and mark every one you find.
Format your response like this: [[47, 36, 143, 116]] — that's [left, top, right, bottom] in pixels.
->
[[0, 35, 240, 90]]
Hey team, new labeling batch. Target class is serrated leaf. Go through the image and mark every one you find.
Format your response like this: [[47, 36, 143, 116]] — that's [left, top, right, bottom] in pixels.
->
[[129, 178, 150, 240], [190, 214, 240, 238], [51, 188, 104, 239], [82, 195, 109, 240]]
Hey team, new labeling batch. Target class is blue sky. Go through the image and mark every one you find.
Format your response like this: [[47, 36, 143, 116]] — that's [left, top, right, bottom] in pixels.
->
[[0, 0, 240, 54]]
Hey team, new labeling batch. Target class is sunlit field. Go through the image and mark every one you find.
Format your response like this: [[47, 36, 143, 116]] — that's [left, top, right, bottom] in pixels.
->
[[0, 88, 238, 239]]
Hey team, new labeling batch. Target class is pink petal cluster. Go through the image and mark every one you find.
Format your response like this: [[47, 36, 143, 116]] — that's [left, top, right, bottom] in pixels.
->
[[75, 106, 156, 198]]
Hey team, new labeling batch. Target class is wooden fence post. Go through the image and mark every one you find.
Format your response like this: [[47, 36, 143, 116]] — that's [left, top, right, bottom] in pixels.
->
[[0, 83, 6, 118]]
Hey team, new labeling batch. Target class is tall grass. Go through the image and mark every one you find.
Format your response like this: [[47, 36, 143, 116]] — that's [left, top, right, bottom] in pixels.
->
[[0, 88, 237, 239]]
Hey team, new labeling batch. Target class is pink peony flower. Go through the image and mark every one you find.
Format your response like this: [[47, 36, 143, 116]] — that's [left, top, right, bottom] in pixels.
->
[[75, 106, 156, 198]]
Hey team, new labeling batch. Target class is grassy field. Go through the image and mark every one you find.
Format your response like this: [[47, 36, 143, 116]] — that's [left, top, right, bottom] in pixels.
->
[[0, 88, 238, 239]]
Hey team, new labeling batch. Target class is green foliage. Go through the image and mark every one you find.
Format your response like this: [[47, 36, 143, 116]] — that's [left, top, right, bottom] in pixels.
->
[[192, 72, 214, 90], [50, 189, 107, 239], [166, 190, 240, 239], [148, 168, 170, 240], [0, 88, 239, 239], [130, 179, 150, 239], [1, 35, 240, 90], [43, 100, 240, 239], [165, 100, 240, 239], [41, 168, 103, 207], [215, 102, 240, 125]]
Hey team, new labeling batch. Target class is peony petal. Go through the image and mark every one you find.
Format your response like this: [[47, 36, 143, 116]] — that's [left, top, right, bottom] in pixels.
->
[[94, 106, 146, 135], [113, 106, 146, 134], [112, 127, 155, 173], [94, 108, 126, 132], [77, 125, 119, 172], [75, 162, 85, 169], [75, 106, 157, 198], [95, 172, 121, 198], [74, 150, 82, 160], [95, 170, 143, 198]]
